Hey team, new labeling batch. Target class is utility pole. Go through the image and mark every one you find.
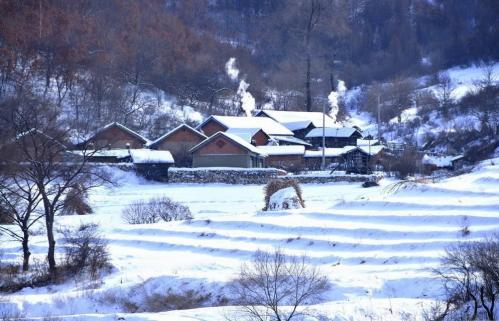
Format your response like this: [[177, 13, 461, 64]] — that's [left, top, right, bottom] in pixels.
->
[[377, 94, 381, 140], [321, 102, 326, 170]]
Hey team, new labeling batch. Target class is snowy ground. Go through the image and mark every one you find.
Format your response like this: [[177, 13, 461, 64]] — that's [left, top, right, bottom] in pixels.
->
[[1, 158, 499, 320]]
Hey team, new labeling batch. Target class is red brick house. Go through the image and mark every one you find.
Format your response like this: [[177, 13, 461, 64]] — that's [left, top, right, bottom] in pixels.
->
[[77, 122, 148, 149], [149, 124, 206, 166], [190, 132, 266, 168]]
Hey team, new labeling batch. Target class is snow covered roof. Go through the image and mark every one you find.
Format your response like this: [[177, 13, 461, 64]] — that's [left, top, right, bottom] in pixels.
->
[[225, 128, 267, 143], [268, 135, 312, 147], [149, 124, 206, 147], [305, 127, 361, 138], [69, 149, 132, 159], [358, 145, 384, 156], [190, 131, 267, 156], [129, 149, 174, 164], [357, 139, 380, 146], [304, 146, 357, 158], [256, 110, 337, 131], [200, 115, 293, 136], [422, 154, 462, 167], [257, 145, 305, 156]]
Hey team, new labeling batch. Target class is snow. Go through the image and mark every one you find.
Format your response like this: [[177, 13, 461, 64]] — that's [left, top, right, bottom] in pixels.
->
[[206, 115, 294, 136], [1, 158, 499, 320], [129, 149, 174, 164], [69, 149, 132, 159], [358, 145, 385, 156], [268, 135, 312, 146], [257, 110, 337, 130], [305, 127, 359, 138], [267, 187, 303, 210], [257, 145, 305, 156], [225, 127, 262, 142], [304, 146, 357, 158], [422, 154, 461, 168], [357, 139, 380, 146]]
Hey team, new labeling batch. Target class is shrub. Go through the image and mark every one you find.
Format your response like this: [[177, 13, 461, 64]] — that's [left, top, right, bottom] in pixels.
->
[[263, 179, 304, 211], [122, 197, 192, 224], [60, 223, 111, 280], [60, 186, 93, 216]]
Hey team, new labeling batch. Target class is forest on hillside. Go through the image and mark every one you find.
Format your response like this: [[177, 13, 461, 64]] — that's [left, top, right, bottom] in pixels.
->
[[0, 0, 498, 138]]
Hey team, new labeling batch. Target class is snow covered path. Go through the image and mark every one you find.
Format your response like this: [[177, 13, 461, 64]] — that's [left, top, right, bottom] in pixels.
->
[[1, 159, 499, 320]]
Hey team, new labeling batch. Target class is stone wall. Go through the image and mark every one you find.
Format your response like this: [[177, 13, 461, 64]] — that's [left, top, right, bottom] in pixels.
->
[[168, 167, 382, 184], [289, 174, 383, 184], [168, 167, 286, 184]]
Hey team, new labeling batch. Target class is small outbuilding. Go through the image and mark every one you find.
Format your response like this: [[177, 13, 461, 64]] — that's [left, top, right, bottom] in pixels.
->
[[190, 131, 266, 168], [258, 145, 305, 171], [305, 127, 362, 148]]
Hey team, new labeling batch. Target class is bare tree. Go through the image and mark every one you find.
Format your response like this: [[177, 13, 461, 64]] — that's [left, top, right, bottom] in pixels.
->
[[304, 0, 323, 112], [230, 249, 330, 321], [436, 72, 455, 118], [0, 176, 43, 272], [431, 238, 499, 321], [2, 95, 110, 279]]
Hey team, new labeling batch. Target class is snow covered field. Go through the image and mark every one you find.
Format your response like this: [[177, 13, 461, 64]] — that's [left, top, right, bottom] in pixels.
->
[[1, 158, 499, 320]]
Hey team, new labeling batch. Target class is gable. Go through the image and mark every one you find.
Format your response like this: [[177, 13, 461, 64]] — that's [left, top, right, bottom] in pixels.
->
[[199, 119, 227, 136], [195, 136, 248, 155]]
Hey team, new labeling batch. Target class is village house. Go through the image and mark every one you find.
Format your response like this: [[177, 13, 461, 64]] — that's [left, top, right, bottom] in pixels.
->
[[190, 131, 267, 168], [197, 115, 293, 137], [304, 145, 384, 173], [148, 124, 207, 166], [305, 127, 362, 148], [76, 122, 148, 150], [255, 110, 336, 139], [257, 145, 305, 171]]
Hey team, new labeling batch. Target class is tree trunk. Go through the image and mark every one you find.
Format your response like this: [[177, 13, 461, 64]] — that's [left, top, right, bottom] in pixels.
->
[[22, 231, 31, 272], [305, 50, 312, 112], [44, 203, 57, 277]]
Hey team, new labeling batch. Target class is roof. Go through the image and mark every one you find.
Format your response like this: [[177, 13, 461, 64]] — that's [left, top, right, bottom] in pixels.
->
[[304, 146, 357, 158], [225, 128, 267, 143], [422, 154, 462, 167], [69, 149, 132, 159], [149, 124, 206, 148], [357, 139, 380, 146], [305, 127, 361, 139], [189, 131, 267, 156], [268, 135, 312, 147], [85, 122, 148, 145], [256, 110, 337, 131], [129, 149, 174, 164], [257, 145, 305, 156], [198, 115, 293, 136], [358, 145, 384, 156]]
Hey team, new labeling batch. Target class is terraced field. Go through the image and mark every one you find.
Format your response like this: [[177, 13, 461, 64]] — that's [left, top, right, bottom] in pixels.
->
[[2, 159, 499, 320]]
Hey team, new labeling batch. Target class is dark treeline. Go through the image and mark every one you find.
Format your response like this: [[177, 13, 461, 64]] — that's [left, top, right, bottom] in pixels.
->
[[0, 0, 498, 134]]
